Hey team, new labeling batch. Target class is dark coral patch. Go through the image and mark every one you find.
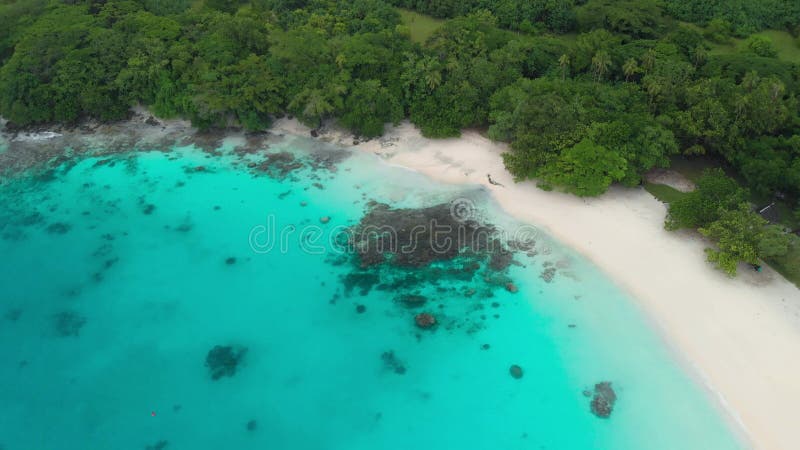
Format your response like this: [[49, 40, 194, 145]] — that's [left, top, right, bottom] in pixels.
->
[[381, 350, 406, 375], [246, 419, 258, 432], [414, 313, 436, 329], [347, 201, 505, 268], [206, 345, 247, 380], [145, 439, 169, 450], [396, 294, 427, 309], [590, 381, 617, 418], [46, 222, 71, 234], [53, 311, 86, 337]]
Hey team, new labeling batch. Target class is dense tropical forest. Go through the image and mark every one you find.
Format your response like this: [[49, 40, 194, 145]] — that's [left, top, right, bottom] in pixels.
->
[[1, 0, 800, 278]]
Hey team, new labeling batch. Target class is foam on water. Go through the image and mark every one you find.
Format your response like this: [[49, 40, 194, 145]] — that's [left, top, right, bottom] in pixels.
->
[[0, 136, 743, 450]]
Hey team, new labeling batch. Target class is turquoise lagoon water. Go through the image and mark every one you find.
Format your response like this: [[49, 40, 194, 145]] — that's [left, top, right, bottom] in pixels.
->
[[0, 135, 743, 450]]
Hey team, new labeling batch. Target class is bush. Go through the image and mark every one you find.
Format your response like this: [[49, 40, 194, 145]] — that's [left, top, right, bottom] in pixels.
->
[[665, 169, 749, 230], [745, 35, 777, 58], [704, 18, 732, 44]]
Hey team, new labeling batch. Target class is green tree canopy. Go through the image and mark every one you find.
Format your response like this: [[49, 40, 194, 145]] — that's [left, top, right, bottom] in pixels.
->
[[700, 204, 790, 275], [666, 169, 749, 231]]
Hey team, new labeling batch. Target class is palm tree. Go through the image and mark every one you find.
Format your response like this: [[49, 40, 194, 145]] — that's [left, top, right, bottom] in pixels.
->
[[642, 49, 656, 73], [769, 79, 785, 101], [733, 94, 748, 122], [289, 87, 340, 128], [419, 57, 442, 91], [335, 53, 347, 69], [558, 54, 570, 80], [692, 46, 707, 68], [742, 71, 760, 92], [622, 58, 639, 82], [644, 78, 663, 110], [301, 90, 333, 125], [591, 51, 611, 82]]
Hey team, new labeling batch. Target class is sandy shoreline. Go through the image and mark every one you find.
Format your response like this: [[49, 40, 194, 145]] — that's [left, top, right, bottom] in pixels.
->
[[273, 118, 800, 450]]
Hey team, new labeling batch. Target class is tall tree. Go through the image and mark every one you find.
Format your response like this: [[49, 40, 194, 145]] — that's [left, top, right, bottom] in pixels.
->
[[622, 58, 639, 82], [591, 50, 612, 82]]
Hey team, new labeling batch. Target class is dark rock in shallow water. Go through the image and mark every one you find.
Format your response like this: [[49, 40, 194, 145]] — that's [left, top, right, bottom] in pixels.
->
[[505, 283, 518, 293], [46, 222, 71, 235], [348, 201, 501, 268], [590, 381, 617, 418], [4, 309, 22, 322], [206, 345, 247, 380], [355, 304, 366, 314], [225, 257, 237, 265], [246, 419, 257, 431], [540, 267, 556, 283], [174, 218, 193, 233], [509, 364, 524, 379], [414, 313, 436, 329], [53, 311, 86, 337], [331, 199, 522, 335], [396, 294, 427, 309], [255, 151, 303, 178], [145, 440, 168, 450], [309, 148, 351, 171], [343, 272, 380, 296], [381, 350, 406, 374], [489, 246, 514, 271], [181, 132, 224, 153]]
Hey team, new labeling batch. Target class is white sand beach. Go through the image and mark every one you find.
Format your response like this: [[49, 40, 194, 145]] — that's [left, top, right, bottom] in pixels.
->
[[274, 119, 800, 450]]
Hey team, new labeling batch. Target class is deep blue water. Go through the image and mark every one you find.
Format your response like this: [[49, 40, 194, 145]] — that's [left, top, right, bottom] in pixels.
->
[[0, 135, 743, 449]]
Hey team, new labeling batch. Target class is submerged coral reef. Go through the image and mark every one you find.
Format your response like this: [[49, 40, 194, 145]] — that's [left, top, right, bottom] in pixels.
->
[[205, 345, 247, 381], [330, 200, 538, 337], [589, 381, 618, 418]]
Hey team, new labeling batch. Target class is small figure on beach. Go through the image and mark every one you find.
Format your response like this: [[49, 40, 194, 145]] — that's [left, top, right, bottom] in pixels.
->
[[487, 174, 504, 187]]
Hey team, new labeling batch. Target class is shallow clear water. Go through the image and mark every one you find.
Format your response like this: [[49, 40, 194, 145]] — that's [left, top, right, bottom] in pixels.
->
[[0, 136, 743, 450]]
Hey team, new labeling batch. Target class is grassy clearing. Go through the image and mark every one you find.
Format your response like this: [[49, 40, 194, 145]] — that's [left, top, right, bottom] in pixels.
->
[[670, 156, 799, 227], [767, 235, 800, 289], [668, 155, 729, 182], [757, 30, 800, 62], [644, 182, 687, 204], [396, 8, 443, 45], [706, 29, 800, 63]]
